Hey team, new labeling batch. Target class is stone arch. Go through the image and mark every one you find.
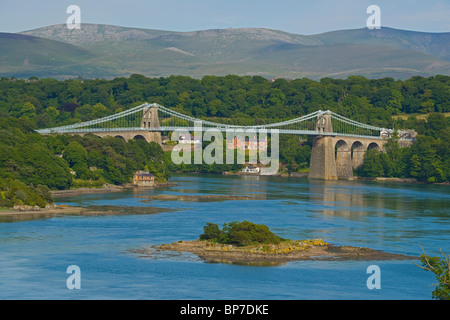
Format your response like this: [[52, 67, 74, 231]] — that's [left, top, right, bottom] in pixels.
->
[[367, 142, 380, 151], [133, 134, 147, 141], [335, 140, 350, 152], [351, 141, 365, 169], [335, 139, 350, 159], [335, 140, 352, 178], [114, 135, 126, 140]]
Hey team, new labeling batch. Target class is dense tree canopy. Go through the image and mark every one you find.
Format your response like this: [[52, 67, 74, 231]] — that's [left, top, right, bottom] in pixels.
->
[[0, 75, 448, 130], [0, 112, 170, 207], [357, 113, 449, 182], [199, 221, 286, 246], [0, 74, 448, 207]]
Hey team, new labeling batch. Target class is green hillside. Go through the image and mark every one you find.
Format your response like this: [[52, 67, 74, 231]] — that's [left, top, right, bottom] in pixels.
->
[[0, 33, 118, 79], [1, 24, 446, 80], [313, 27, 450, 61]]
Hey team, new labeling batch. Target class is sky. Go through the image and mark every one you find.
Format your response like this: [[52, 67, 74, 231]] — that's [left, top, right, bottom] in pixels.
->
[[0, 0, 449, 34]]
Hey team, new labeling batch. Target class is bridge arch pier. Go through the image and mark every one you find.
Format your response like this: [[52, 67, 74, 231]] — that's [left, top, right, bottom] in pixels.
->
[[351, 141, 365, 170], [309, 136, 387, 180], [335, 140, 353, 179]]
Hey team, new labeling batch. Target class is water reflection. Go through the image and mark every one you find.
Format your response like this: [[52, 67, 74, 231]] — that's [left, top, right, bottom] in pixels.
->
[[309, 180, 370, 218], [308, 179, 450, 220]]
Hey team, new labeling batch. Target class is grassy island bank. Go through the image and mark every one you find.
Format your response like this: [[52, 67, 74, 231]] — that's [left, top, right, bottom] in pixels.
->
[[154, 221, 416, 265]]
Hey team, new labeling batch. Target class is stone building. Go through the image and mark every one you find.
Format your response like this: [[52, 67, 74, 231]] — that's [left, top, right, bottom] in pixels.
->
[[133, 170, 155, 187]]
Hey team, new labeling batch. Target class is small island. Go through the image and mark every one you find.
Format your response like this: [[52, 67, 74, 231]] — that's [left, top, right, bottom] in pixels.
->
[[155, 221, 416, 265]]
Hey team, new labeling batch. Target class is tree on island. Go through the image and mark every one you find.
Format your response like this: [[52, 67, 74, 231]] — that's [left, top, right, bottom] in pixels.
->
[[199, 221, 286, 246]]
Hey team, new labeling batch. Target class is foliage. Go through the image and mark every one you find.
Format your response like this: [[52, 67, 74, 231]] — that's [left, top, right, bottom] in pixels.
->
[[199, 221, 286, 246], [54, 134, 171, 185], [415, 247, 450, 300], [0, 112, 170, 203], [358, 113, 449, 182], [0, 74, 449, 196], [0, 75, 448, 131], [0, 177, 53, 208], [360, 149, 384, 177], [0, 117, 73, 190], [279, 136, 312, 171]]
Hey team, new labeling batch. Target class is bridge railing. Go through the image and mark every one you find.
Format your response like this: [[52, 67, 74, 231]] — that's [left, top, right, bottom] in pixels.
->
[[36, 103, 413, 140]]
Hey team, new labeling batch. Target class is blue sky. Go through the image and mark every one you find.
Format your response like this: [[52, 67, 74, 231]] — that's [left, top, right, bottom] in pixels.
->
[[0, 0, 449, 34]]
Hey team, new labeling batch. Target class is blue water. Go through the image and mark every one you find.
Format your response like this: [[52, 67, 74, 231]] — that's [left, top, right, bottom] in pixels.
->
[[0, 174, 449, 300]]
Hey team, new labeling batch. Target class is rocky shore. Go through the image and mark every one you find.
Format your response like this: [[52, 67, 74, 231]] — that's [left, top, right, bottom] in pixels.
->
[[50, 182, 178, 198], [0, 204, 172, 222], [151, 239, 417, 265], [50, 184, 126, 197]]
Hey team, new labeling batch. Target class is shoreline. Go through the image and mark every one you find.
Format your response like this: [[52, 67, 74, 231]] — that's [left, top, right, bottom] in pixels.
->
[[0, 203, 174, 222], [50, 181, 178, 198], [50, 184, 127, 197], [0, 205, 92, 222], [222, 170, 448, 185]]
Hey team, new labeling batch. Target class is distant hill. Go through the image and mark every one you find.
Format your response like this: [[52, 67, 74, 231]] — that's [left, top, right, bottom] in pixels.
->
[[0, 32, 116, 79], [0, 23, 447, 80]]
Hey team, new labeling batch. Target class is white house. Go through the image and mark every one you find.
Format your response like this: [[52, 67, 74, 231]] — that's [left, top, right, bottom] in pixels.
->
[[242, 166, 260, 173], [178, 133, 201, 144]]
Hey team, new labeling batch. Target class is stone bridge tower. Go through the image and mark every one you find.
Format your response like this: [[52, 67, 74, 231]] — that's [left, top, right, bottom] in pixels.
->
[[136, 104, 161, 144], [141, 104, 160, 130], [308, 111, 338, 180]]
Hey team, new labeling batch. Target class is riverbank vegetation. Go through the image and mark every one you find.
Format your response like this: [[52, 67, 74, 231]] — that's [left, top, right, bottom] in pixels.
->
[[0, 74, 448, 207], [0, 115, 170, 207], [357, 113, 449, 183], [0, 177, 53, 208]]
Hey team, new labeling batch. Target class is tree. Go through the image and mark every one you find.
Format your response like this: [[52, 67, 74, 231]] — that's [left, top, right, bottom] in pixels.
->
[[415, 247, 450, 300], [199, 223, 221, 241], [409, 154, 421, 178], [426, 113, 447, 138], [361, 149, 384, 177], [199, 221, 286, 246], [60, 102, 80, 114], [92, 103, 109, 119], [20, 102, 37, 120], [63, 141, 88, 168], [10, 102, 36, 119], [386, 89, 404, 115], [409, 136, 438, 181]]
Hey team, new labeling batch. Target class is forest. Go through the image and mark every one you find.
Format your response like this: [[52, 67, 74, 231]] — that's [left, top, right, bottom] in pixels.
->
[[0, 74, 448, 207]]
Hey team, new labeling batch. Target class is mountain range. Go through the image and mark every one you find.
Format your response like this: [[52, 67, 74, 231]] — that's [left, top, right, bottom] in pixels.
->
[[0, 23, 448, 80]]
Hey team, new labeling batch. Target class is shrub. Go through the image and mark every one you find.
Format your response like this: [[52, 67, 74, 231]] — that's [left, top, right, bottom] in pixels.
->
[[199, 221, 286, 246], [199, 223, 221, 241]]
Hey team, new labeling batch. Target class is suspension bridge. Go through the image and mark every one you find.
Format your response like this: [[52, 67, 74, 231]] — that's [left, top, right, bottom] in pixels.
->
[[36, 103, 416, 180]]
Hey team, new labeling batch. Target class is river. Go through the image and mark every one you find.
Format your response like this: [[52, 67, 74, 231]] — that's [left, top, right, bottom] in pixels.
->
[[0, 174, 449, 300]]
